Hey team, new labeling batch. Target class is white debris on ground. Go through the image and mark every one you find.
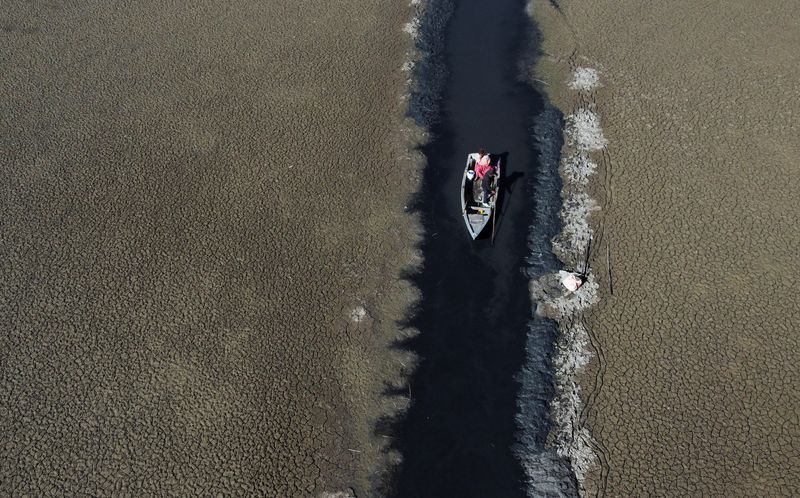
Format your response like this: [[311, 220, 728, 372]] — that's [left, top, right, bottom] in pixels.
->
[[566, 108, 608, 152], [531, 272, 599, 319], [559, 270, 584, 292], [561, 153, 597, 187], [531, 273, 600, 489], [350, 305, 368, 323], [553, 191, 599, 258], [403, 17, 420, 37], [319, 489, 357, 498], [568, 67, 601, 91], [400, 0, 425, 88], [533, 66, 606, 496]]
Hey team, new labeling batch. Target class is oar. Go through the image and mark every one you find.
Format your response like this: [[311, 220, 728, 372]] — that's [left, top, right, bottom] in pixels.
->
[[582, 236, 592, 276], [491, 158, 501, 246], [491, 200, 497, 245]]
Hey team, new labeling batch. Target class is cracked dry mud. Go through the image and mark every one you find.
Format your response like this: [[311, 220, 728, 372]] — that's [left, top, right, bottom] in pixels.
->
[[1, 1, 418, 495], [534, 1, 800, 496]]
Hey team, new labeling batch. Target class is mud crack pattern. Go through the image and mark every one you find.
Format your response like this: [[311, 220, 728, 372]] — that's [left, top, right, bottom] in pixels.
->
[[1, 0, 419, 495], [533, 0, 800, 496]]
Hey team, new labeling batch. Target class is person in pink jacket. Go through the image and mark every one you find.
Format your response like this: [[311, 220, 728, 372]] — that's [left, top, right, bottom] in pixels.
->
[[470, 149, 492, 171], [470, 149, 495, 205]]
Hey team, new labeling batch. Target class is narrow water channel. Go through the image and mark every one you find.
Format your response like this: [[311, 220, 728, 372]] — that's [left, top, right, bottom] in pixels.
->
[[393, 0, 546, 496]]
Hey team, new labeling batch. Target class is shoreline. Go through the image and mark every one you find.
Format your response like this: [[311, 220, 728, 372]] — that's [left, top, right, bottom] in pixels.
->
[[515, 3, 607, 496]]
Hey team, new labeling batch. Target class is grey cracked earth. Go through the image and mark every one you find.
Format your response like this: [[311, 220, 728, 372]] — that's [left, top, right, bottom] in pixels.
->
[[533, 0, 800, 496], [1, 0, 419, 495]]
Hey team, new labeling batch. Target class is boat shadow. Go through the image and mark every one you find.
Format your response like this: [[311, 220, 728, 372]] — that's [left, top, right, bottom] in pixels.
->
[[482, 152, 523, 243]]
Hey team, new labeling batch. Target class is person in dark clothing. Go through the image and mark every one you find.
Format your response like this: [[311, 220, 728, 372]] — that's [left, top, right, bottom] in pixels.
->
[[480, 171, 494, 206]]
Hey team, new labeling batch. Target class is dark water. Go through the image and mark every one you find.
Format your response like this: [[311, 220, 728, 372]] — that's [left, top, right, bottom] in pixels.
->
[[387, 0, 562, 496]]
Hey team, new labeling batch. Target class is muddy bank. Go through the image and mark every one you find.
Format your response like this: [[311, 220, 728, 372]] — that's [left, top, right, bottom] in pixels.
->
[[530, 0, 800, 495], [1, 0, 419, 495]]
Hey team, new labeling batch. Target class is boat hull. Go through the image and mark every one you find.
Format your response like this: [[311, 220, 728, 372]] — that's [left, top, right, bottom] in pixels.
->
[[461, 154, 501, 240]]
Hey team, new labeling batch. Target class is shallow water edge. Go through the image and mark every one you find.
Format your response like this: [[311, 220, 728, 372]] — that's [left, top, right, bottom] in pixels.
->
[[385, 0, 581, 496]]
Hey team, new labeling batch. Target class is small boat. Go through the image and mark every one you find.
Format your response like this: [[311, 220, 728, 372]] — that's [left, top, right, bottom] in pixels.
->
[[461, 154, 501, 240]]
